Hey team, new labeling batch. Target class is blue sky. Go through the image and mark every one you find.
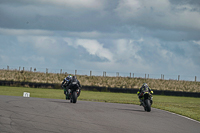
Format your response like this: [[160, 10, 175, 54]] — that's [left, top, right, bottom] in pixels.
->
[[0, 0, 200, 81]]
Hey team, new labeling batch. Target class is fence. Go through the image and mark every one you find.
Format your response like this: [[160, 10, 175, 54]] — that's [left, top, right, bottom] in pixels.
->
[[1, 65, 199, 82]]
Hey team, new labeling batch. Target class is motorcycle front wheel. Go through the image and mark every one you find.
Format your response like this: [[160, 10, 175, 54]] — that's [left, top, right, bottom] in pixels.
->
[[72, 91, 77, 103], [145, 99, 151, 112]]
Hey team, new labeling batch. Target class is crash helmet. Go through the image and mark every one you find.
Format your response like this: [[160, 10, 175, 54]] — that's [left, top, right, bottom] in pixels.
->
[[143, 83, 148, 87], [64, 77, 68, 81], [142, 83, 149, 91], [72, 76, 78, 83], [68, 75, 72, 79]]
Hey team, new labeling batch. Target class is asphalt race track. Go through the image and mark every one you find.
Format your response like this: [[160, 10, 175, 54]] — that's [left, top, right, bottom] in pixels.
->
[[0, 95, 200, 133]]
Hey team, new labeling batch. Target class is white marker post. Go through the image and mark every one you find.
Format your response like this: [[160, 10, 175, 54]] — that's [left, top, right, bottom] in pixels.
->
[[23, 92, 30, 97]]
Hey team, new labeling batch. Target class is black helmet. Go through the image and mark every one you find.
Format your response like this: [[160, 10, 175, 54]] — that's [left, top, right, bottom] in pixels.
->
[[72, 76, 77, 82]]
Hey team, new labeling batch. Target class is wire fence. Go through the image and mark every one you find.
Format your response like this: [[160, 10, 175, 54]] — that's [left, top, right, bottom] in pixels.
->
[[0, 65, 199, 82]]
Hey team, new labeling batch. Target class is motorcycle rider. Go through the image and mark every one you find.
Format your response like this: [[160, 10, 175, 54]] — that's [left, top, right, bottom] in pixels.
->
[[137, 83, 153, 106], [61, 75, 72, 99], [65, 76, 82, 98]]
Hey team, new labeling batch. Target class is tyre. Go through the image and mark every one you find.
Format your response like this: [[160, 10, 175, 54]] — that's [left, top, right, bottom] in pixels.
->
[[145, 99, 151, 112], [72, 91, 77, 103]]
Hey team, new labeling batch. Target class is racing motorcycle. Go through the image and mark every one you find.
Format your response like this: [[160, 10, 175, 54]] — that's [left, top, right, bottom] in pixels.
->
[[68, 81, 81, 103], [139, 90, 153, 112]]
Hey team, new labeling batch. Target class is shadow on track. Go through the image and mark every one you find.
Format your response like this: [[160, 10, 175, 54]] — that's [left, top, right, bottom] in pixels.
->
[[116, 108, 145, 112], [49, 100, 71, 104]]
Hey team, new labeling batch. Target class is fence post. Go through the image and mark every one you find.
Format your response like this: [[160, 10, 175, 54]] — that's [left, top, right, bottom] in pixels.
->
[[60, 69, 62, 74], [178, 75, 180, 81], [133, 73, 134, 78], [30, 67, 32, 72], [161, 74, 162, 79], [23, 67, 25, 71], [116, 72, 119, 77], [148, 74, 149, 79], [90, 71, 92, 76], [145, 74, 146, 79], [130, 73, 131, 78], [7, 65, 9, 70], [75, 70, 77, 75], [46, 68, 48, 74], [34, 68, 36, 72], [163, 75, 164, 80], [19, 66, 21, 71], [103, 71, 106, 77], [195, 76, 197, 82]]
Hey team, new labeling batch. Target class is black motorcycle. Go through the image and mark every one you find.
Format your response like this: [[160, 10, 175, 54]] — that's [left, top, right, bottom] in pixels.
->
[[140, 90, 153, 112], [68, 81, 81, 103]]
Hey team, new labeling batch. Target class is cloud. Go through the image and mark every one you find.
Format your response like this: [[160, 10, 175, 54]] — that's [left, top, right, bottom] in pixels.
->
[[0, 28, 53, 36], [193, 41, 200, 45], [76, 39, 113, 62], [0, 0, 200, 79], [40, 0, 106, 10], [65, 31, 127, 39], [17, 36, 68, 56], [113, 39, 142, 62], [0, 0, 106, 10], [115, 0, 200, 32], [64, 38, 114, 62]]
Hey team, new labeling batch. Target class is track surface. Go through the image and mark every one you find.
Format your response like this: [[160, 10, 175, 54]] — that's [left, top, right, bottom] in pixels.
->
[[0, 95, 199, 133]]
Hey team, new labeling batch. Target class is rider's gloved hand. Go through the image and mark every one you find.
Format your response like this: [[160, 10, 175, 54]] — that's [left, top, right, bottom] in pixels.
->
[[151, 91, 153, 94]]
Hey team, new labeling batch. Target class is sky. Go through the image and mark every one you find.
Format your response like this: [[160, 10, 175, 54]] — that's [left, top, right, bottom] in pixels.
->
[[0, 0, 200, 81]]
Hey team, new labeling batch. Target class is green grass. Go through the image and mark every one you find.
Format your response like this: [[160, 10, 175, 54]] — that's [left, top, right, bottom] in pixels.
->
[[0, 86, 200, 122]]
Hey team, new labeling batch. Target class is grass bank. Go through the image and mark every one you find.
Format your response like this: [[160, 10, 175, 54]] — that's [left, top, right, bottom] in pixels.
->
[[1, 69, 200, 92], [0, 86, 200, 122]]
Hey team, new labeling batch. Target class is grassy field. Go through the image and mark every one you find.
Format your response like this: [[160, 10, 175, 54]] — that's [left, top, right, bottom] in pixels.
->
[[0, 86, 200, 122], [0, 69, 200, 92]]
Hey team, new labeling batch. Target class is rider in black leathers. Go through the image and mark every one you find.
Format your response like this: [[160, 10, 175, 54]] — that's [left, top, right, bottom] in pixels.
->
[[137, 83, 153, 105], [61, 75, 72, 99], [66, 76, 81, 98]]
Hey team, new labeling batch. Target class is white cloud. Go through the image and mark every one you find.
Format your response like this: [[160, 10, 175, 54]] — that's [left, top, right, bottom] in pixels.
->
[[67, 31, 101, 38], [193, 41, 200, 45], [113, 39, 142, 61], [115, 0, 141, 18], [115, 0, 200, 31], [17, 36, 66, 55], [76, 39, 113, 61], [64, 38, 114, 62], [24, 0, 106, 11], [0, 28, 53, 36]]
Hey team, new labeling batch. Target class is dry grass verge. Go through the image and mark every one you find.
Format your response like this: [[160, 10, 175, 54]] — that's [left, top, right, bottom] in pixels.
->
[[0, 69, 200, 92]]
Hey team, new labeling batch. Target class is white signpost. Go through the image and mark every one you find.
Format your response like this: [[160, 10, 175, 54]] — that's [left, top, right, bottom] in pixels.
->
[[23, 92, 30, 97]]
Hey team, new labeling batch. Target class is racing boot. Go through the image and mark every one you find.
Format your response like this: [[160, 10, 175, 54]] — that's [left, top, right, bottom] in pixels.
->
[[65, 92, 70, 100], [139, 99, 143, 106]]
